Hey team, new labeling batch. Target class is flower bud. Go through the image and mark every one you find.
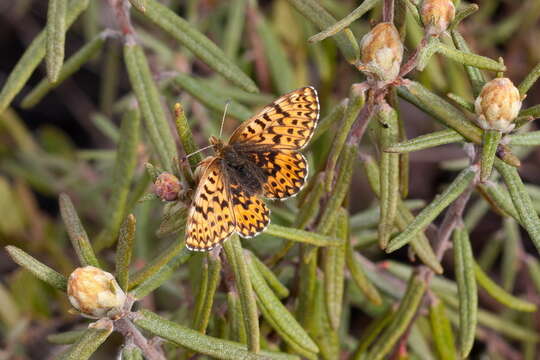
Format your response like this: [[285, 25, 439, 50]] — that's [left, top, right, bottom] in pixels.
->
[[421, 0, 455, 35], [154, 172, 182, 201], [359, 22, 404, 84], [67, 266, 126, 318], [474, 78, 522, 133]]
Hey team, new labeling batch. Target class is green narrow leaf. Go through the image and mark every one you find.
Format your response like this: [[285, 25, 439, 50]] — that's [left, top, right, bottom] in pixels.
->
[[308, 0, 380, 42], [129, 240, 189, 290], [47, 330, 86, 345], [385, 129, 465, 153], [133, 310, 298, 359], [59, 193, 100, 267], [227, 291, 247, 344], [287, 0, 360, 64], [174, 102, 202, 170], [453, 226, 477, 359], [0, 0, 90, 113], [115, 214, 136, 291], [508, 130, 540, 146], [223, 236, 260, 352], [5, 246, 68, 292], [131, 0, 258, 93], [252, 256, 289, 299], [296, 249, 318, 330], [46, 0, 68, 83], [123, 41, 177, 172], [352, 309, 393, 359], [311, 278, 339, 360], [121, 344, 144, 360], [402, 81, 483, 144], [418, 38, 505, 72], [474, 263, 536, 312], [99, 41, 121, 116], [246, 252, 319, 356], [0, 282, 20, 328], [376, 105, 400, 248], [450, 3, 479, 29], [346, 238, 382, 306], [480, 129, 502, 182], [502, 218, 520, 291], [57, 320, 113, 360], [496, 159, 540, 254], [324, 86, 365, 191], [387, 166, 476, 252], [310, 99, 347, 144], [223, 0, 247, 59], [129, 245, 193, 299], [361, 155, 442, 273], [22, 33, 106, 108], [518, 61, 540, 95], [476, 181, 520, 221], [447, 92, 475, 112], [319, 144, 358, 235], [255, 10, 295, 94], [95, 107, 141, 251], [323, 208, 347, 330], [171, 73, 252, 121], [366, 273, 427, 360], [429, 297, 457, 360], [451, 29, 486, 96], [193, 253, 221, 333], [265, 224, 341, 246]]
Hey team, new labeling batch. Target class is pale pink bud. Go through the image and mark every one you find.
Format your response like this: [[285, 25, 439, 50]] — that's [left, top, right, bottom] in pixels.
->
[[421, 0, 455, 35], [475, 78, 522, 133], [359, 23, 404, 83], [154, 173, 182, 201], [67, 266, 126, 318]]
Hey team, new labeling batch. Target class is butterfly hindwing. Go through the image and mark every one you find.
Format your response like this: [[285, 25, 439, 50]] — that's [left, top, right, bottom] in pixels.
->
[[246, 150, 308, 199], [229, 182, 270, 238], [229, 87, 319, 150], [186, 158, 236, 251]]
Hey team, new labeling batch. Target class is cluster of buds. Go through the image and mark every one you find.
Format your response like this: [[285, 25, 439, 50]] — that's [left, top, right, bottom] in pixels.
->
[[154, 172, 182, 201], [421, 0, 455, 36], [474, 78, 522, 133], [358, 22, 404, 85], [67, 266, 126, 318]]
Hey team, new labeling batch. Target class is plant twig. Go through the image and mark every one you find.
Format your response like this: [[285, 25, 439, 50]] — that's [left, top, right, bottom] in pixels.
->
[[116, 317, 165, 360]]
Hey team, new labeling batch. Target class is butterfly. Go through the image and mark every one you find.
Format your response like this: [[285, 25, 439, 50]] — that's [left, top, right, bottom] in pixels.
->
[[185, 87, 320, 251]]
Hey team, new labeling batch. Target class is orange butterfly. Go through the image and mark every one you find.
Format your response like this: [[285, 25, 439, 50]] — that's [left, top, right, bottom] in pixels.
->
[[185, 87, 320, 251]]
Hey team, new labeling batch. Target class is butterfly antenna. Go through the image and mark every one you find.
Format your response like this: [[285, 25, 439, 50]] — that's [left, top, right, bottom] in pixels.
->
[[183, 144, 215, 162], [219, 99, 231, 138]]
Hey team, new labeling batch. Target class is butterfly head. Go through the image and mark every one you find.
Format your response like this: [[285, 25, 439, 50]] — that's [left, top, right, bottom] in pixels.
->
[[209, 135, 224, 153]]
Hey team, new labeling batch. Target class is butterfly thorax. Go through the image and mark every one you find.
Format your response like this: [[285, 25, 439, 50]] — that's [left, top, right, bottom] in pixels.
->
[[208, 136, 267, 196]]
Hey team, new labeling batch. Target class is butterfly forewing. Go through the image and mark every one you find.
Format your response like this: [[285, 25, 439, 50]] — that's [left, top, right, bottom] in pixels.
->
[[185, 158, 236, 251], [229, 87, 319, 150]]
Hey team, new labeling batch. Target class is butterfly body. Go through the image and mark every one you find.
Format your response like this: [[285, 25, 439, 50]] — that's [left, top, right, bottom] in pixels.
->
[[186, 87, 320, 251]]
